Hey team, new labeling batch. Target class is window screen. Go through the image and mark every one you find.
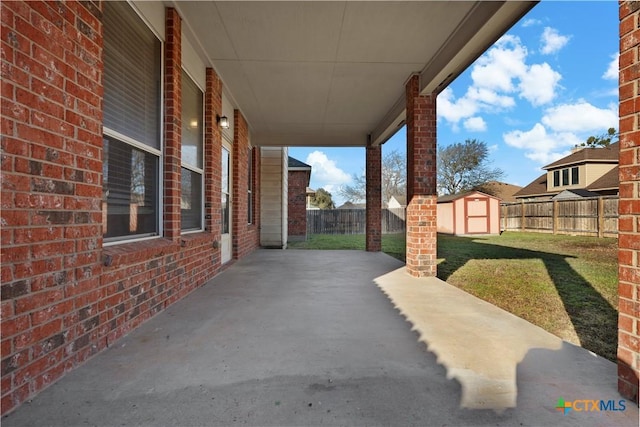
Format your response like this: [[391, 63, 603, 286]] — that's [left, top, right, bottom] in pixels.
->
[[103, 1, 161, 149], [102, 2, 161, 241], [181, 71, 204, 231], [103, 137, 159, 239]]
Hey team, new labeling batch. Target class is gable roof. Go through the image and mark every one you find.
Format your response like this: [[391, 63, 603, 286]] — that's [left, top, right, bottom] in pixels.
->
[[288, 156, 311, 170], [513, 173, 549, 198], [437, 190, 499, 203], [388, 194, 407, 206], [472, 181, 522, 202], [337, 201, 366, 209], [543, 142, 619, 170], [552, 189, 601, 200]]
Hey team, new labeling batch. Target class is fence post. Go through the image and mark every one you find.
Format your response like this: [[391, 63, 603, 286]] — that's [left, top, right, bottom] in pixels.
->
[[553, 200, 558, 235], [521, 200, 525, 231], [598, 197, 605, 238]]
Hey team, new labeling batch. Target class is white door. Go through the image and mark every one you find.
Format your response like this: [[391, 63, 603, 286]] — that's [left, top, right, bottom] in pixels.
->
[[221, 145, 232, 263]]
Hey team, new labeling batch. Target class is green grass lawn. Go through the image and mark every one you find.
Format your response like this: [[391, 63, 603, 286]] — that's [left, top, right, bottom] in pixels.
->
[[289, 231, 619, 362]]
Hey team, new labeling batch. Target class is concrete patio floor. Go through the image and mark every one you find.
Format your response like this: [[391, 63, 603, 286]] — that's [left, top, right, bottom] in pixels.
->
[[3, 249, 638, 426]]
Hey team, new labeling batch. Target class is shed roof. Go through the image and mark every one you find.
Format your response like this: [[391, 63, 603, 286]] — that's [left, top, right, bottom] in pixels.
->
[[437, 190, 499, 203]]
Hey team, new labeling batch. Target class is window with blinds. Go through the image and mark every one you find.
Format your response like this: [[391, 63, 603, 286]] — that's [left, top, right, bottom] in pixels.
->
[[181, 71, 204, 231], [103, 1, 161, 149], [102, 2, 162, 242]]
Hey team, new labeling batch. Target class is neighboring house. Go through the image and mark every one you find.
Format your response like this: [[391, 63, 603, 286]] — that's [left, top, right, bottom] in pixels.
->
[[437, 191, 501, 235], [387, 195, 407, 209], [305, 188, 317, 209], [337, 202, 366, 209], [288, 157, 312, 242], [515, 143, 619, 201], [473, 181, 522, 203]]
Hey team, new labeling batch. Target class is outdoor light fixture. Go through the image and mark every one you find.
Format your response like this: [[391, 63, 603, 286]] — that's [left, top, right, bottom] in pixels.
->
[[217, 115, 230, 129]]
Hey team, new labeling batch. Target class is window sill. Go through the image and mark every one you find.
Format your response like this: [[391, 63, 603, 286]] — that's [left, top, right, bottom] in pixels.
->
[[103, 238, 179, 268], [180, 232, 215, 248]]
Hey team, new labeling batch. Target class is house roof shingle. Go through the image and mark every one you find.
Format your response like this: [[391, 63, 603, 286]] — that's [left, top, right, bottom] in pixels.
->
[[543, 142, 619, 170], [288, 156, 311, 170], [472, 181, 522, 202], [513, 173, 550, 198], [437, 190, 499, 203]]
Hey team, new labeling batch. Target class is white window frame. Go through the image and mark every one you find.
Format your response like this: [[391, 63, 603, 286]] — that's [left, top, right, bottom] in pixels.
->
[[180, 69, 205, 233], [102, 3, 164, 246]]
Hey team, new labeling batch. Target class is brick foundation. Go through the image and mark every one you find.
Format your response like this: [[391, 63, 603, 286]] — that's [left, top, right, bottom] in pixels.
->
[[618, 0, 640, 405]]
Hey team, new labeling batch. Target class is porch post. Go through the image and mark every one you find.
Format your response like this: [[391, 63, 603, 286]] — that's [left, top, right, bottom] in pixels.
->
[[617, 1, 639, 404], [405, 75, 437, 277], [366, 145, 382, 251]]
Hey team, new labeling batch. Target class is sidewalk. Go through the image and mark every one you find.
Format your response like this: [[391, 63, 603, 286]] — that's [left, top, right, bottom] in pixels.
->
[[3, 249, 637, 426]]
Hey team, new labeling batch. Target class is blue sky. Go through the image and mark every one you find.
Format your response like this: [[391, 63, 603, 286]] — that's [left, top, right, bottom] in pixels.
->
[[289, 1, 619, 206]]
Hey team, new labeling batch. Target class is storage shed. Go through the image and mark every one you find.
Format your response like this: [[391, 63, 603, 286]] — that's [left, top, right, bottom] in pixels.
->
[[437, 191, 501, 235]]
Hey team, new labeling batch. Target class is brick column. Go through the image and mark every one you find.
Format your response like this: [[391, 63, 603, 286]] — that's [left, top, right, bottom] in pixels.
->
[[232, 110, 260, 259], [405, 75, 437, 277], [618, 1, 640, 405], [205, 68, 223, 264], [163, 8, 182, 242], [366, 145, 382, 251]]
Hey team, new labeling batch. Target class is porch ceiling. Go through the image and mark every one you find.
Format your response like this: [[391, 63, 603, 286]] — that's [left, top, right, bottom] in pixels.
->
[[173, 1, 537, 147]]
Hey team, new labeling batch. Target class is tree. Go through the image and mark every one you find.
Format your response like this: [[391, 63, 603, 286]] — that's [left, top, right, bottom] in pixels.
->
[[339, 149, 406, 203], [309, 188, 335, 209], [437, 139, 504, 195], [576, 127, 617, 148]]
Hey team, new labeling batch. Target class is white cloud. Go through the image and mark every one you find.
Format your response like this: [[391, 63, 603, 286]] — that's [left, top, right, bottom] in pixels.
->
[[603, 53, 619, 80], [541, 101, 618, 133], [463, 116, 487, 132], [518, 63, 562, 106], [471, 35, 528, 92], [503, 123, 573, 164], [437, 88, 478, 123], [467, 87, 515, 109], [438, 35, 562, 128], [305, 151, 351, 191], [522, 18, 542, 28], [540, 27, 570, 55]]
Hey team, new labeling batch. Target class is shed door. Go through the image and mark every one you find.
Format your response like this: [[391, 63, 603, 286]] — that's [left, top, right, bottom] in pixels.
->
[[465, 197, 489, 234]]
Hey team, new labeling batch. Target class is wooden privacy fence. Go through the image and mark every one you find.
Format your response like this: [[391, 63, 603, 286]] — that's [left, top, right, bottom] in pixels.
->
[[307, 208, 406, 235], [501, 196, 618, 237]]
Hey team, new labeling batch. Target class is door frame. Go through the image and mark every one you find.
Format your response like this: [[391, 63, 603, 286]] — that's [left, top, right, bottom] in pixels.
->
[[221, 139, 232, 263]]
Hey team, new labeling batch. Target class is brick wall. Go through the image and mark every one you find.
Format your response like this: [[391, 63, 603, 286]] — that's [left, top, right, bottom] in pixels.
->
[[405, 75, 437, 277], [288, 170, 308, 239], [0, 1, 257, 414], [232, 110, 260, 259], [163, 8, 182, 243], [618, 0, 640, 405], [1, 0, 104, 413]]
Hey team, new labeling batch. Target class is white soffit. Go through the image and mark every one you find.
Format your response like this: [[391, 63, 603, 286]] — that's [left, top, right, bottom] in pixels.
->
[[174, 1, 537, 147]]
